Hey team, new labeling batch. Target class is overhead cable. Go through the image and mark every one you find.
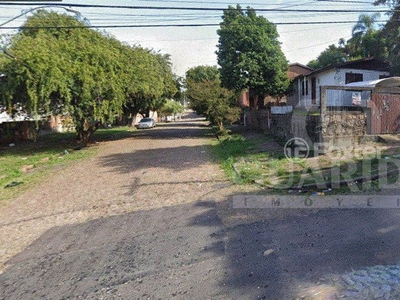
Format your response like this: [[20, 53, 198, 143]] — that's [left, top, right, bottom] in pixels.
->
[[0, 2, 391, 13]]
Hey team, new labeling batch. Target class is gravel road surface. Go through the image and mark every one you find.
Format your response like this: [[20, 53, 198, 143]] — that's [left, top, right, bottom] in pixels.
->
[[2, 114, 400, 299]]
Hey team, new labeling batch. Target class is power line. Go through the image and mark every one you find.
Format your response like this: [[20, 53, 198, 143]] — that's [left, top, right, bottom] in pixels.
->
[[0, 2, 391, 13], [0, 20, 390, 30]]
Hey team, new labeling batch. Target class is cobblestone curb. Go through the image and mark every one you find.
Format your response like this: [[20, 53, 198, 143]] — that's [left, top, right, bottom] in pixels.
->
[[339, 265, 400, 299]]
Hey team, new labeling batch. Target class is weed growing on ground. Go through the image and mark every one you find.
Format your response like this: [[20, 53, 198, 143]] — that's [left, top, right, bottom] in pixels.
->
[[213, 129, 400, 194]]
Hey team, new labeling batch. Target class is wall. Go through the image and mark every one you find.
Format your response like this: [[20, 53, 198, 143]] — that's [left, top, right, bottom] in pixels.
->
[[321, 110, 367, 147], [244, 108, 321, 147], [244, 110, 270, 131]]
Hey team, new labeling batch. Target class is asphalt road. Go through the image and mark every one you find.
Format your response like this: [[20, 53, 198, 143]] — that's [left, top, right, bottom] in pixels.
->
[[2, 115, 400, 299]]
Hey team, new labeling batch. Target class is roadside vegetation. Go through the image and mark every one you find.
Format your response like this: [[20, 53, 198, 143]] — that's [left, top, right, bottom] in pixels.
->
[[213, 129, 400, 195], [0, 126, 132, 203], [0, 10, 177, 145]]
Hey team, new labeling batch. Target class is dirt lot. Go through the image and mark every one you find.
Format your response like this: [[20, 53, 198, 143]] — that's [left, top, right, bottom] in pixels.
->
[[2, 114, 400, 299]]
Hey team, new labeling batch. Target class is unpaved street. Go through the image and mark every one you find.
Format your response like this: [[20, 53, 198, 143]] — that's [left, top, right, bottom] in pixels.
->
[[2, 114, 400, 299]]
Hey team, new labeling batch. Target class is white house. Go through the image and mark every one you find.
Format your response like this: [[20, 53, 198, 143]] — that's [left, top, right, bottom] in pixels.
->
[[288, 58, 390, 108]]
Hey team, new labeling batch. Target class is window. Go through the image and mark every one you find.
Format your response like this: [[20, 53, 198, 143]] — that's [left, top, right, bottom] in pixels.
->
[[305, 79, 309, 95], [345, 72, 363, 84], [301, 79, 308, 96]]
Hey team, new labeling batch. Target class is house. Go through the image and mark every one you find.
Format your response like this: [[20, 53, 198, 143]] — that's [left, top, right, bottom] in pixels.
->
[[323, 77, 400, 135], [244, 58, 394, 149], [240, 63, 314, 109], [289, 58, 390, 108], [242, 63, 314, 130]]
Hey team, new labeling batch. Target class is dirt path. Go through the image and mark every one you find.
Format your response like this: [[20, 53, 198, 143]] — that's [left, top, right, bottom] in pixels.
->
[[3, 115, 400, 299]]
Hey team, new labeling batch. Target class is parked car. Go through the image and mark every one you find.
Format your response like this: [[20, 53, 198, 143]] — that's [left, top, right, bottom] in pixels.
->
[[137, 117, 156, 129]]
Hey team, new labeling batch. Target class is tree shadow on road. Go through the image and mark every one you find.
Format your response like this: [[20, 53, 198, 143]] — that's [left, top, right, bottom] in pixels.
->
[[189, 198, 400, 299], [3, 196, 400, 299], [100, 144, 214, 174], [131, 121, 216, 140]]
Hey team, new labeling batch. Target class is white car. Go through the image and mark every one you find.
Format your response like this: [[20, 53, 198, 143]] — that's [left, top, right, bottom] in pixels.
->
[[137, 118, 156, 129]]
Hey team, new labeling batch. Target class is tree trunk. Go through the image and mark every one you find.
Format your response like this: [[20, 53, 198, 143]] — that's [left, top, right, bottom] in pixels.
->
[[76, 121, 101, 145], [218, 121, 225, 132]]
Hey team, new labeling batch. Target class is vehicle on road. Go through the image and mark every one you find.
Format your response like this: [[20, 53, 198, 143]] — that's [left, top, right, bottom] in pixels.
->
[[137, 118, 156, 129]]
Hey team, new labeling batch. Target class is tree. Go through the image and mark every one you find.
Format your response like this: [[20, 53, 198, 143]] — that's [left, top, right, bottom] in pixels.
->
[[307, 13, 388, 70], [0, 10, 176, 143], [121, 49, 177, 124], [1, 11, 126, 144], [216, 5, 290, 109], [346, 14, 387, 60], [185, 65, 241, 131], [159, 99, 183, 121], [374, 0, 400, 74], [185, 65, 220, 116], [307, 44, 347, 69]]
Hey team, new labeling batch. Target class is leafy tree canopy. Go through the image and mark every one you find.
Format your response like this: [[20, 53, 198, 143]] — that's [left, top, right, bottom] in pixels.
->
[[307, 44, 347, 69], [185, 65, 240, 131], [307, 12, 389, 71], [373, 1, 400, 74], [216, 5, 290, 104], [0, 10, 176, 143]]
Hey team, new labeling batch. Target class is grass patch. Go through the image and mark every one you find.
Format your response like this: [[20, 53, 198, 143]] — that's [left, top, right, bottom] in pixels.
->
[[212, 134, 253, 182], [0, 126, 133, 204], [213, 129, 400, 194]]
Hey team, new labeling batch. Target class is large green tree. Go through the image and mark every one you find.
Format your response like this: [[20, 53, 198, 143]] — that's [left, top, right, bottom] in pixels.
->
[[185, 65, 240, 131], [121, 49, 176, 124], [374, 0, 400, 74], [216, 5, 290, 109], [185, 65, 220, 116], [307, 13, 388, 70], [346, 14, 388, 60], [0, 10, 176, 143], [1, 11, 126, 143]]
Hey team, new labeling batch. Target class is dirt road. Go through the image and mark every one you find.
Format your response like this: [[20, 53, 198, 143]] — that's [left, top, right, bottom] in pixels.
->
[[2, 114, 400, 299]]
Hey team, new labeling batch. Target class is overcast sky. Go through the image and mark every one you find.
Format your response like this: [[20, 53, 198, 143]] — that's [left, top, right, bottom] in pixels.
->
[[0, 0, 387, 76]]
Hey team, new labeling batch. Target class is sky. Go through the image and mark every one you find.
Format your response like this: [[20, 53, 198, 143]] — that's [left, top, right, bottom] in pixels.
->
[[0, 0, 389, 76]]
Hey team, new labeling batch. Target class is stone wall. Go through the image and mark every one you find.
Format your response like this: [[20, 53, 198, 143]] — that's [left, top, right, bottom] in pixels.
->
[[322, 110, 367, 148], [270, 113, 292, 140]]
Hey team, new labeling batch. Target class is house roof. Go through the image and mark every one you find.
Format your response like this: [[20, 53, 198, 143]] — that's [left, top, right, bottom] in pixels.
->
[[345, 77, 400, 88], [309, 57, 390, 77], [287, 63, 314, 79]]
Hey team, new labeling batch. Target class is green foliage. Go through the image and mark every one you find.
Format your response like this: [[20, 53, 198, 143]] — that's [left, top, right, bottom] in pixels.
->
[[0, 10, 176, 143], [375, 2, 400, 74], [216, 5, 290, 102], [121, 49, 177, 121], [159, 99, 183, 119], [346, 14, 388, 61], [185, 65, 241, 131], [307, 44, 347, 69], [307, 13, 389, 71], [186, 65, 220, 83]]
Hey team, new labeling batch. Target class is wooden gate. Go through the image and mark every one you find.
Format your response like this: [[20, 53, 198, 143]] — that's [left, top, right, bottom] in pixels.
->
[[370, 92, 400, 134]]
